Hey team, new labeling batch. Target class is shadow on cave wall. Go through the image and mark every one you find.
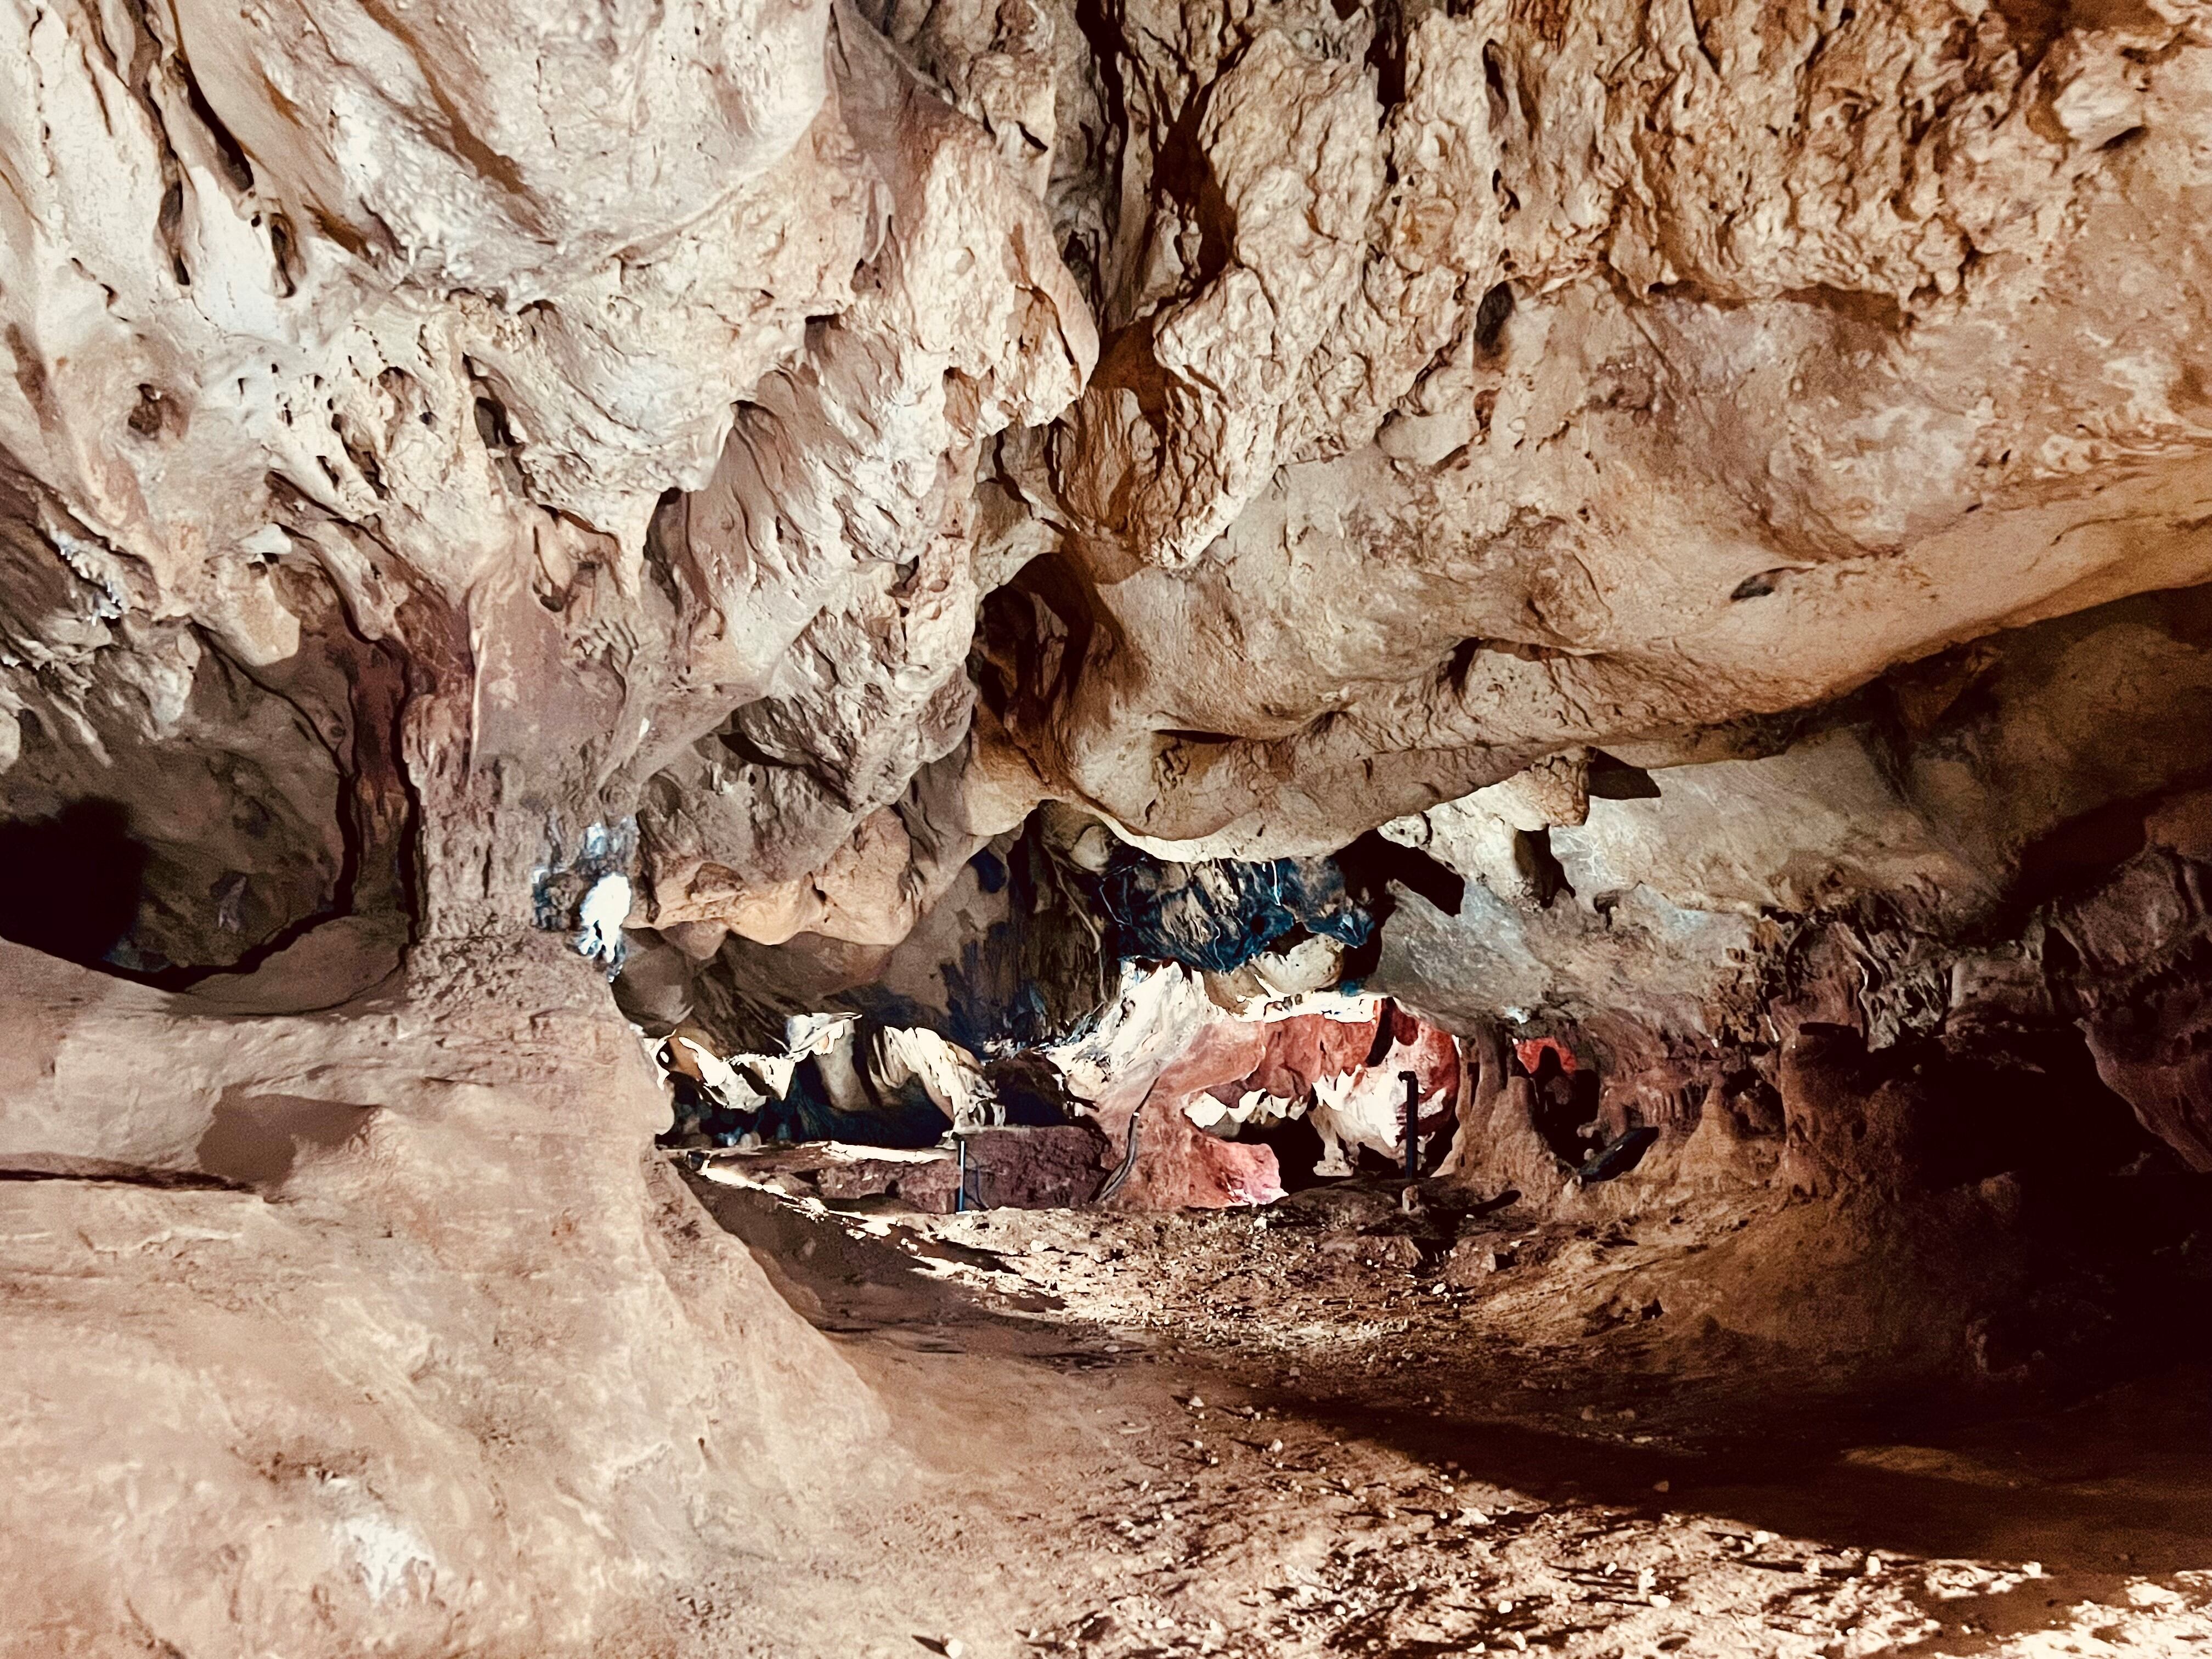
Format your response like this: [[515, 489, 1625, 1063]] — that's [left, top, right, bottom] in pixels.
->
[[0, 800, 150, 968]]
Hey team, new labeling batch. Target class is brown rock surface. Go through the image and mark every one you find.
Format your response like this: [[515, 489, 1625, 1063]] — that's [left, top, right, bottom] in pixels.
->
[[985, 0, 2212, 855], [0, 937, 883, 1654], [5, 0, 2212, 1646]]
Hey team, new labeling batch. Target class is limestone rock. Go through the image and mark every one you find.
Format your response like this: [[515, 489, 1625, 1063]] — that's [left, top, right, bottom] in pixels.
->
[[7, 0, 2212, 1642], [0, 939, 883, 1655], [988, 0, 2212, 854]]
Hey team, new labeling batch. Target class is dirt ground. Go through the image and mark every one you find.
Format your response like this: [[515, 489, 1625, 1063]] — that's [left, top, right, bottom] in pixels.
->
[[670, 1154, 2212, 1659]]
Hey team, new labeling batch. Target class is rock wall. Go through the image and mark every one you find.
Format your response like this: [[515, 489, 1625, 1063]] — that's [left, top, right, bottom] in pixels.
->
[[0, 937, 887, 1654], [5, 0, 2212, 1644], [983, 0, 2212, 856], [2, 0, 1091, 969], [10, 0, 2209, 968], [1368, 586, 2212, 1173]]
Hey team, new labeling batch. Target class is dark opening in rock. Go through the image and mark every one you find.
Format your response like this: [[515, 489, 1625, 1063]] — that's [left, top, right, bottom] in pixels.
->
[[0, 800, 149, 968]]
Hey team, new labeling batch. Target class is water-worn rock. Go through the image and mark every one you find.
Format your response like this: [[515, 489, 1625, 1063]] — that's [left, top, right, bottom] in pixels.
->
[[0, 938, 883, 1655], [984, 0, 2212, 857], [7, 0, 2212, 1645]]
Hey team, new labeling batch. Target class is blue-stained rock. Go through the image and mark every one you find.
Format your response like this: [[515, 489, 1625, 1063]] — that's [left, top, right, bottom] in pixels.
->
[[1093, 850, 1372, 973]]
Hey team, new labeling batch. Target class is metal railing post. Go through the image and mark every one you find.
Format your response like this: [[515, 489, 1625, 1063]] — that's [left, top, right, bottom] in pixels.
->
[[1401, 1069, 1420, 1180]]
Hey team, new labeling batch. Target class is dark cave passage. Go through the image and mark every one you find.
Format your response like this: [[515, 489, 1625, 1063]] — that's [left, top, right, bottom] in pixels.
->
[[0, 799, 148, 968]]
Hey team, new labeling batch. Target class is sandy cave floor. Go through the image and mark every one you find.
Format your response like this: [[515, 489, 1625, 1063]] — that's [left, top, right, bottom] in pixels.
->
[[667, 1158, 2212, 1659]]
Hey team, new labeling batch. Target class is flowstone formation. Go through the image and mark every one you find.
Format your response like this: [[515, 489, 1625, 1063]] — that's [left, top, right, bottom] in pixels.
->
[[3, 0, 2212, 1646]]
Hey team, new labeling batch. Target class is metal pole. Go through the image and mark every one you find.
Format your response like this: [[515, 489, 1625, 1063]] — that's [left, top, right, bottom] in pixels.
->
[[955, 1136, 968, 1214], [1401, 1069, 1420, 1179]]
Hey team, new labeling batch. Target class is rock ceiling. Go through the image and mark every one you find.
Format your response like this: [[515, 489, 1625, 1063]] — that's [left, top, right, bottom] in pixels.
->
[[3, 0, 2207, 962], [6, 0, 2211, 1147]]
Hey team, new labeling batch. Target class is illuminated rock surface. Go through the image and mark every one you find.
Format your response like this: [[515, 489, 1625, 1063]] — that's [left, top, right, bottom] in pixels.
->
[[3, 0, 2211, 1648]]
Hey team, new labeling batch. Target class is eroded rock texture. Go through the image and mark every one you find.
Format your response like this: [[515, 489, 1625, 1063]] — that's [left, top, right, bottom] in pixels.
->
[[985, 0, 2212, 856], [5, 0, 2212, 1644], [2, 0, 1092, 976], [0, 938, 885, 1653], [7, 0, 2210, 970]]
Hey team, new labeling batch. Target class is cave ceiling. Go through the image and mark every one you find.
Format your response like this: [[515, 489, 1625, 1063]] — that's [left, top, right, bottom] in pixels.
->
[[0, 0, 2208, 1101]]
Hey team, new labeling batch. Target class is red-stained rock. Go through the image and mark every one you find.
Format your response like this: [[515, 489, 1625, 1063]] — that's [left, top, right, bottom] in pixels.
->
[[1108, 1102, 1285, 1212], [1388, 1014, 1463, 1115], [956, 1124, 1115, 1210], [1514, 1037, 1578, 1075], [5, 0, 2212, 1641], [736, 1124, 1115, 1211], [1110, 1015, 1283, 1209]]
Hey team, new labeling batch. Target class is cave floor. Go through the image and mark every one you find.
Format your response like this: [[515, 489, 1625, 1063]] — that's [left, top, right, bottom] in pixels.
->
[[674, 1160, 2212, 1659]]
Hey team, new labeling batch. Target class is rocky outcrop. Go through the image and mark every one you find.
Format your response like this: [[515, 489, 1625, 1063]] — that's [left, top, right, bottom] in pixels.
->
[[2073, 791, 2212, 1170], [6, 0, 2212, 1645], [8, 0, 2211, 973], [0, 938, 883, 1655], [983, 0, 2212, 857], [1, 0, 1091, 973], [1358, 586, 2212, 1170]]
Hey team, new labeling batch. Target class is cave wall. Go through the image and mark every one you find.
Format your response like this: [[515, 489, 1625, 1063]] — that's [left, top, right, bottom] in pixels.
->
[[9, 0, 2210, 967], [977, 0, 2212, 857], [4, 0, 2212, 1643], [0, 937, 888, 1654], [2, 0, 1091, 967], [1368, 585, 2212, 1169]]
